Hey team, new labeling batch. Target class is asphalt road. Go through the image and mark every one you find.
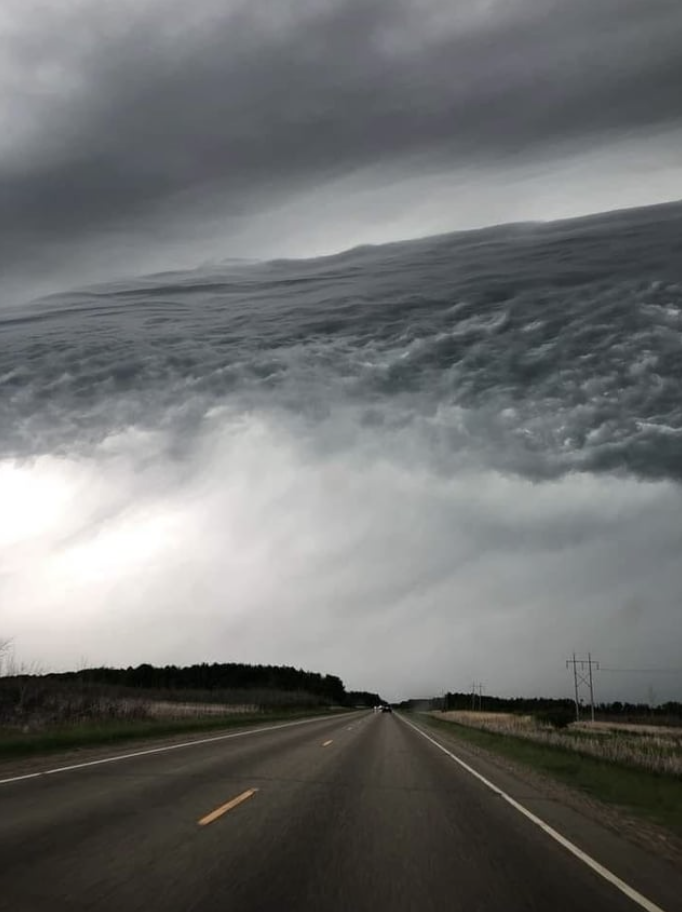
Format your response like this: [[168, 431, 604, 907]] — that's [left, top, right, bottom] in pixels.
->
[[1, 711, 680, 912]]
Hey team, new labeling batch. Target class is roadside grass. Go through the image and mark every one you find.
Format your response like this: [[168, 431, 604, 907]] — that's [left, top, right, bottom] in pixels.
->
[[421, 714, 682, 836], [0, 707, 346, 761], [435, 709, 682, 776]]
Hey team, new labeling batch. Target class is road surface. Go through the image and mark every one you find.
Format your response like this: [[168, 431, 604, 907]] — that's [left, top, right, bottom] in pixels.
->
[[0, 711, 680, 911]]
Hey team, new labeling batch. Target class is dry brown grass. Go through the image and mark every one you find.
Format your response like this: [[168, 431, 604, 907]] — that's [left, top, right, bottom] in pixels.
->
[[435, 710, 682, 776], [0, 678, 322, 734], [148, 700, 258, 718], [574, 720, 681, 737]]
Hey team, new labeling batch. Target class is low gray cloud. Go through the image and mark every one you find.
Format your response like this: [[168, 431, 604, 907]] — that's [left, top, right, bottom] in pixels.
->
[[2, 0, 682, 295]]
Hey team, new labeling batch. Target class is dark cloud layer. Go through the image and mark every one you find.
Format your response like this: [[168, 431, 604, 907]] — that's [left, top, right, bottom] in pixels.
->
[[3, 2, 682, 700], [3, 199, 681, 481], [2, 0, 682, 291]]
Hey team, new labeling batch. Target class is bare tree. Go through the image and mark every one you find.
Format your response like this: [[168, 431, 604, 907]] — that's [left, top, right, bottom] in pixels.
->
[[0, 638, 13, 677]]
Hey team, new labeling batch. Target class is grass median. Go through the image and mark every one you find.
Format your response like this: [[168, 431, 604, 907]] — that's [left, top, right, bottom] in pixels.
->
[[0, 708, 349, 761], [420, 713, 682, 836]]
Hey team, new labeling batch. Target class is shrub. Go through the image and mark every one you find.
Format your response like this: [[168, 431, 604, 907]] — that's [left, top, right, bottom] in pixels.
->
[[534, 708, 574, 729]]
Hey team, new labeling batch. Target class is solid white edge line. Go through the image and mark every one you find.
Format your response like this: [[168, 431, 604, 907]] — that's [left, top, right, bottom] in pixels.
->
[[397, 713, 667, 912], [0, 711, 364, 787]]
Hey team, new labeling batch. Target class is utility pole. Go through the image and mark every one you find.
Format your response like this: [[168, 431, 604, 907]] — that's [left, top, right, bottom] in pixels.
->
[[568, 653, 580, 721], [566, 654, 599, 722], [588, 652, 596, 723]]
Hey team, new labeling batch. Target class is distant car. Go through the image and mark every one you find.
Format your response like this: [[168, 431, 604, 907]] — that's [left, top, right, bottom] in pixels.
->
[[381, 704, 392, 713]]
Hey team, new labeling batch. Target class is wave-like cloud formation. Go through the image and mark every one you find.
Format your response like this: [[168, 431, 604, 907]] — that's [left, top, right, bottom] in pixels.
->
[[1, 203, 681, 698], [3, 201, 681, 481]]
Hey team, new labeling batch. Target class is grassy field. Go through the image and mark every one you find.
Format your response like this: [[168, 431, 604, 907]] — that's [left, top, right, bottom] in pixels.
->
[[434, 710, 682, 776], [0, 706, 347, 760], [422, 712, 682, 835], [0, 677, 350, 761]]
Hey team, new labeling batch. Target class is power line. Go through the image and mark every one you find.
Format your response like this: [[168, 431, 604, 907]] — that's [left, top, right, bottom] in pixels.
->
[[598, 667, 682, 675]]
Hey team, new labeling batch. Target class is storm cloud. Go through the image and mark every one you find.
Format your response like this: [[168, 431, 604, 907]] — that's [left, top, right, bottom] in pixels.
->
[[2, 0, 682, 297], [1, 2, 681, 702], [2, 203, 682, 699]]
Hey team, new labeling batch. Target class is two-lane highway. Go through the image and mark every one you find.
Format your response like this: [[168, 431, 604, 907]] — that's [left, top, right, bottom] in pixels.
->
[[0, 711, 680, 911]]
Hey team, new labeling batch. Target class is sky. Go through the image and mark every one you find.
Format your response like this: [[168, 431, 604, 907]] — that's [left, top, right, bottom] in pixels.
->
[[1, 0, 682, 302], [1, 1, 682, 704]]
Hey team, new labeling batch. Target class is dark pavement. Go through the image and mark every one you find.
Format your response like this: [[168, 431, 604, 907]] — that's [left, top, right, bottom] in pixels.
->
[[0, 711, 679, 912]]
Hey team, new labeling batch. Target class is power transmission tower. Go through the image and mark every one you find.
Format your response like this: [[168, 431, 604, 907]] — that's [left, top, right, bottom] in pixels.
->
[[470, 682, 484, 711], [566, 653, 599, 722]]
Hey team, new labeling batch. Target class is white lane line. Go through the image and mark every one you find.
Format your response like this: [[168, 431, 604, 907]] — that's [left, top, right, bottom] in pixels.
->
[[398, 714, 667, 912], [0, 713, 362, 787]]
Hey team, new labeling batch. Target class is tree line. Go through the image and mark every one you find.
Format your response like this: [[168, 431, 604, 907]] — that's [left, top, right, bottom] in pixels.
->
[[39, 662, 382, 707], [398, 691, 682, 721]]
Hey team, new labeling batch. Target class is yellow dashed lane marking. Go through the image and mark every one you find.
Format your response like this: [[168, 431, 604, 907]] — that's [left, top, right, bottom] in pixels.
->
[[322, 740, 334, 747], [198, 788, 258, 826]]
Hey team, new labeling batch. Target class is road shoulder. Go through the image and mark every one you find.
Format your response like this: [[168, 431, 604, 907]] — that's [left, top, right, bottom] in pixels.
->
[[402, 712, 682, 912], [0, 712, 354, 783]]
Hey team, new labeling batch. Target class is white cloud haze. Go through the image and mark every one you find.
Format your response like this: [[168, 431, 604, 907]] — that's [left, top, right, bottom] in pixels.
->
[[3, 402, 681, 700]]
